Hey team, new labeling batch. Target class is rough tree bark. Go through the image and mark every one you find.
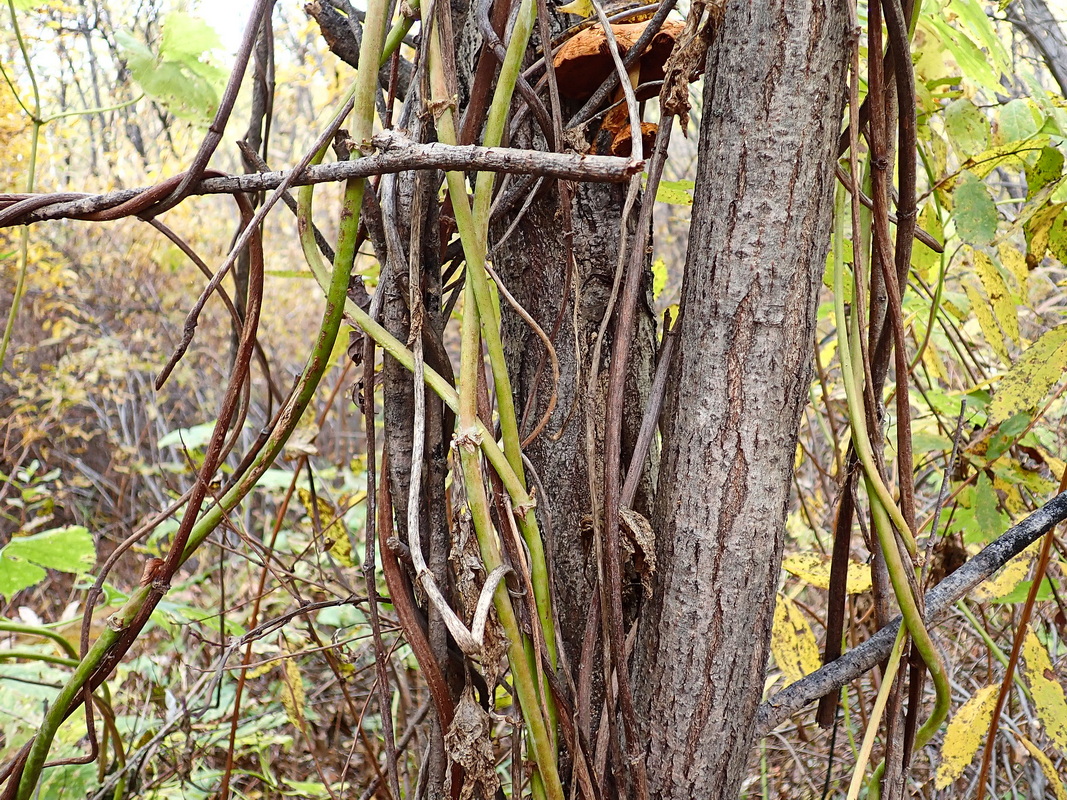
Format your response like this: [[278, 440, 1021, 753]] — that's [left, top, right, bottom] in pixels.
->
[[632, 0, 848, 796]]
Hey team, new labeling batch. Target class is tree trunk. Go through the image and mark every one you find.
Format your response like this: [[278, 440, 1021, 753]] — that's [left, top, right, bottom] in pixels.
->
[[632, 1, 848, 796]]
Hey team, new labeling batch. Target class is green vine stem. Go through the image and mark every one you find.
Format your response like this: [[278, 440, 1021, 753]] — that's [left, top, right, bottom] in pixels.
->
[[0, 621, 78, 660], [845, 626, 905, 800], [456, 280, 564, 800], [424, 0, 560, 751], [295, 216, 543, 541], [17, 587, 145, 800], [293, 81, 564, 800], [834, 188, 918, 557], [865, 480, 950, 749], [470, 0, 537, 225], [832, 186, 951, 766]]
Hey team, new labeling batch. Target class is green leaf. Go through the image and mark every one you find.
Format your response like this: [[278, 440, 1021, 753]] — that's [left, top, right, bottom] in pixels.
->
[[656, 179, 694, 205], [160, 12, 223, 62], [911, 431, 952, 455], [923, 15, 1002, 92], [953, 171, 997, 246], [948, 0, 1011, 76], [0, 527, 94, 598], [1026, 146, 1064, 199], [990, 578, 1054, 604], [3, 526, 94, 573], [265, 270, 317, 279], [116, 15, 225, 124], [158, 421, 219, 450], [913, 203, 944, 280], [973, 472, 1007, 541], [945, 98, 989, 158], [988, 324, 1067, 425], [0, 553, 46, 597], [987, 412, 1031, 460], [1046, 206, 1067, 264], [995, 99, 1044, 146]]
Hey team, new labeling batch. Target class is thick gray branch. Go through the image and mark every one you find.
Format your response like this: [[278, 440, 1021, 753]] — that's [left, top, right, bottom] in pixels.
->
[[755, 490, 1067, 736], [1007, 0, 1067, 97], [0, 133, 642, 226]]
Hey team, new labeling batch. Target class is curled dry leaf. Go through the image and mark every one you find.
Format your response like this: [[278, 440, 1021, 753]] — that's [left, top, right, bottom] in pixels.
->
[[445, 686, 501, 800], [619, 506, 656, 596]]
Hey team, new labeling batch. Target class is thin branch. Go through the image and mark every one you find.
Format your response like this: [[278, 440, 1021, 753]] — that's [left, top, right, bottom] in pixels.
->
[[755, 489, 1067, 736], [0, 133, 643, 227]]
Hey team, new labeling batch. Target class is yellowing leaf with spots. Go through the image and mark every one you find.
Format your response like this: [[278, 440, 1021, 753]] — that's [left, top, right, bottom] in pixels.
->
[[279, 641, 308, 735], [988, 325, 1067, 426], [771, 594, 821, 686], [964, 282, 1010, 365], [1016, 735, 1067, 800], [973, 547, 1033, 601], [935, 685, 999, 789], [782, 553, 873, 594], [969, 248, 1019, 345], [1021, 628, 1067, 750], [922, 337, 950, 383], [997, 242, 1028, 295]]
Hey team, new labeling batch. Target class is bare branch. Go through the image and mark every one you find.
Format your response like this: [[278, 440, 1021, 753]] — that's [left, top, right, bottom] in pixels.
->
[[0, 133, 643, 227], [755, 489, 1067, 736]]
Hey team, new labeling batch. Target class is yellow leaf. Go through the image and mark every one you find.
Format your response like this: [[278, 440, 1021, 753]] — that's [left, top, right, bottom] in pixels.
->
[[279, 641, 308, 735], [557, 0, 594, 15], [781, 552, 873, 594], [245, 661, 274, 679], [1016, 735, 1067, 800], [1035, 446, 1066, 484], [964, 282, 1010, 365], [992, 473, 1026, 514], [771, 594, 821, 686], [921, 334, 950, 382], [997, 242, 1028, 295], [297, 488, 346, 547], [969, 248, 1019, 345], [935, 685, 999, 789], [973, 547, 1033, 601], [325, 530, 354, 567], [1021, 628, 1067, 750], [1025, 201, 1064, 266], [988, 324, 1067, 426]]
